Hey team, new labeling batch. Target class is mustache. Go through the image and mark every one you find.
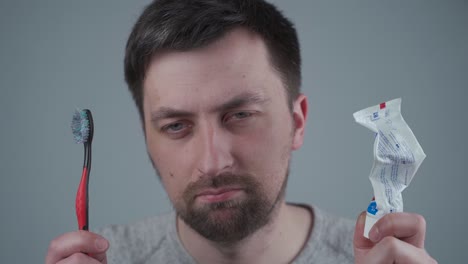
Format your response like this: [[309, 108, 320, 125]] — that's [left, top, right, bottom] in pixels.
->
[[183, 172, 260, 203]]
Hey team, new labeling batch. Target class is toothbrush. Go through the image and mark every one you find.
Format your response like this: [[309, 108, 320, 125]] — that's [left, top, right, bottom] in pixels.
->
[[71, 109, 94, 230]]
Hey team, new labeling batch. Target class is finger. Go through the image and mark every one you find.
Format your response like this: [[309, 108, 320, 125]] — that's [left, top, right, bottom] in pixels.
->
[[353, 211, 376, 262], [46, 231, 109, 264], [364, 236, 437, 264], [56, 252, 105, 264], [89, 251, 108, 263], [354, 211, 375, 249], [368, 212, 426, 248]]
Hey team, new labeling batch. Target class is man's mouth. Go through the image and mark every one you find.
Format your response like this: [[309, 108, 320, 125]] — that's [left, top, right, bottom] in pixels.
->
[[195, 188, 243, 203]]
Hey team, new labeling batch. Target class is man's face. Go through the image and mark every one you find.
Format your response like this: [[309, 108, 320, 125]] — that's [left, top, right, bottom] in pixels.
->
[[142, 28, 306, 243]]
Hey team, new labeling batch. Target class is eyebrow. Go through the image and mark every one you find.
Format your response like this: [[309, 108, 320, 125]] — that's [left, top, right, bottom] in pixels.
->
[[211, 91, 269, 113], [150, 108, 195, 123], [150, 91, 269, 123]]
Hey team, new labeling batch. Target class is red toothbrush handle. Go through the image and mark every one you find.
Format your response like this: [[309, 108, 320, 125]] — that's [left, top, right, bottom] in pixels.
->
[[76, 167, 88, 230]]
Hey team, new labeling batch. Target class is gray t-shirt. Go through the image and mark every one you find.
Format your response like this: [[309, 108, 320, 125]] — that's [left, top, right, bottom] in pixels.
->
[[96, 205, 354, 263]]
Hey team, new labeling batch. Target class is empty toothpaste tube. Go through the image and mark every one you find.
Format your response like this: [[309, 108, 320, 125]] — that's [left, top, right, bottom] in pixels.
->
[[353, 98, 426, 239]]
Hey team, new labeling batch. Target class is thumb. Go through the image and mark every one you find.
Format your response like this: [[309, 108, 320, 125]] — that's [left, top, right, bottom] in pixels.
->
[[89, 237, 109, 263], [353, 211, 374, 263], [89, 236, 109, 264], [46, 230, 109, 264]]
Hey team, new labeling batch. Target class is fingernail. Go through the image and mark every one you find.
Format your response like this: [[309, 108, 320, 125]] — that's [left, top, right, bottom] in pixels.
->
[[369, 226, 381, 242], [95, 238, 108, 250], [358, 212, 366, 225]]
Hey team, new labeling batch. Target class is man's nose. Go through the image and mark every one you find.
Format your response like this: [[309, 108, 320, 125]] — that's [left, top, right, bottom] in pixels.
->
[[195, 122, 234, 177]]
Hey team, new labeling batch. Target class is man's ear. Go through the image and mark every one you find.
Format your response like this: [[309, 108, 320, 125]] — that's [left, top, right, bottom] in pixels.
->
[[291, 94, 308, 150]]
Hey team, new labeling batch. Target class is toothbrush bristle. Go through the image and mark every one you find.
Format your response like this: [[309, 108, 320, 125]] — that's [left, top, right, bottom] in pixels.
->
[[71, 109, 90, 144]]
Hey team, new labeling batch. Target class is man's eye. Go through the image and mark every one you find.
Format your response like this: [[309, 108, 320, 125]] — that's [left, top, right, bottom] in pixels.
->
[[224, 111, 254, 123], [233, 112, 251, 119], [162, 122, 188, 133]]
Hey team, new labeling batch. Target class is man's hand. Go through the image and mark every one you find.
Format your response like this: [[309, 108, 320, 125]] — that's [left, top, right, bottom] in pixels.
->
[[45, 230, 109, 264], [354, 211, 437, 263]]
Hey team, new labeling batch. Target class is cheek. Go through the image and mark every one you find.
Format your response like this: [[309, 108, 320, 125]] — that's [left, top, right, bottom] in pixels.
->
[[241, 114, 292, 158], [235, 116, 292, 180], [146, 137, 193, 202]]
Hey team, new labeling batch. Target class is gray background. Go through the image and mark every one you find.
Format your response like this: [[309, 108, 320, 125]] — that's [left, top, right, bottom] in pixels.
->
[[1, 0, 466, 263]]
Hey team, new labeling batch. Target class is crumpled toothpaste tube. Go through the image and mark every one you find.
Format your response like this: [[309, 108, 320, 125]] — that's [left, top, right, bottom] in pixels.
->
[[353, 98, 426, 239]]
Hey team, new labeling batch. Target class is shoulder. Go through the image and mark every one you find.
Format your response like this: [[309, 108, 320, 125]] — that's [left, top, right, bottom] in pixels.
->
[[313, 207, 355, 252], [95, 212, 190, 263], [294, 205, 355, 264]]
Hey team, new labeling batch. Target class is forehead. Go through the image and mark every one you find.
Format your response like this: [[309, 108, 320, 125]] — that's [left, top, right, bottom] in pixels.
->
[[142, 28, 285, 111]]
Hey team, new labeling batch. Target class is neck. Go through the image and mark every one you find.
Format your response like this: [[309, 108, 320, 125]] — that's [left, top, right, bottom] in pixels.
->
[[177, 201, 313, 264]]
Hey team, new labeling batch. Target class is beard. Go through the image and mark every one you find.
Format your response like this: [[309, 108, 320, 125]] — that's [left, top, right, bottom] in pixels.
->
[[174, 170, 288, 244]]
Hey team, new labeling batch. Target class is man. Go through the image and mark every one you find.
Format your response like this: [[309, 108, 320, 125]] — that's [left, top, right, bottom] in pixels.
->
[[46, 0, 436, 263]]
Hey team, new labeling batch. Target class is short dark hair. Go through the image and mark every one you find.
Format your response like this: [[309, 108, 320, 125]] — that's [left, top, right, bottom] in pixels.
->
[[124, 0, 301, 121]]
